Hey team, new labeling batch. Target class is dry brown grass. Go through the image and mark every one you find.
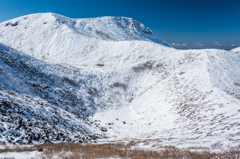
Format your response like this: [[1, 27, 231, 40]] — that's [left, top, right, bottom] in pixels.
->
[[0, 142, 240, 159]]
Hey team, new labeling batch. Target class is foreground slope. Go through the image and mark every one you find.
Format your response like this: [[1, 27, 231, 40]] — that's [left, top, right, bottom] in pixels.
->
[[0, 13, 240, 148], [0, 43, 108, 144]]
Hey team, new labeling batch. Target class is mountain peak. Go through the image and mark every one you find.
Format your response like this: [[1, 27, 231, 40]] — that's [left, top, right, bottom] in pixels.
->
[[0, 13, 171, 47]]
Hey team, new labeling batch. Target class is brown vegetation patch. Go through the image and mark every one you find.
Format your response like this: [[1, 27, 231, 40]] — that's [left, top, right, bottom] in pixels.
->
[[0, 142, 240, 158]]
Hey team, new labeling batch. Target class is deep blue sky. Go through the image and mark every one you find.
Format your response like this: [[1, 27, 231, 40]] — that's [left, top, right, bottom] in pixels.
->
[[0, 0, 239, 50]]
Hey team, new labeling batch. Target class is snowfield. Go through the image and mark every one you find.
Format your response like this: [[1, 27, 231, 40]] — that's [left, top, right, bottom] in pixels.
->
[[0, 13, 240, 150]]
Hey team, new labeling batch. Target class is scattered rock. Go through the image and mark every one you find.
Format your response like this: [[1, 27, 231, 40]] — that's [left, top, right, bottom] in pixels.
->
[[38, 148, 44, 152], [100, 127, 108, 132]]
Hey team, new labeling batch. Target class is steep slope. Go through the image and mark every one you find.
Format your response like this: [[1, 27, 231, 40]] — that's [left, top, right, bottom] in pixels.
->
[[0, 13, 240, 149], [0, 43, 109, 144]]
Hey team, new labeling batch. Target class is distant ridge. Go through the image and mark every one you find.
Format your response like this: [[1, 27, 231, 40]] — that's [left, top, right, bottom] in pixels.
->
[[231, 46, 240, 53]]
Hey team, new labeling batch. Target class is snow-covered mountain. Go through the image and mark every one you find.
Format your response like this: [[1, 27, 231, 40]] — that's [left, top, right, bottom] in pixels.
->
[[0, 13, 240, 148], [0, 13, 171, 64]]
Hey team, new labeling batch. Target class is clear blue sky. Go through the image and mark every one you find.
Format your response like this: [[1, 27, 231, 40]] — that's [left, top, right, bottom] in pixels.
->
[[0, 0, 239, 50]]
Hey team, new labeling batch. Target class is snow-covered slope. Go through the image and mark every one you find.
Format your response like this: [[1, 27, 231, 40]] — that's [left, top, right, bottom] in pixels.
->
[[0, 13, 240, 149], [0, 43, 108, 144], [87, 46, 240, 148], [231, 47, 240, 53]]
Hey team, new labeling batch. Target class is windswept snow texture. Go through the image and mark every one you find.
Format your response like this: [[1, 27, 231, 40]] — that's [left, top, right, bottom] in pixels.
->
[[0, 13, 240, 148]]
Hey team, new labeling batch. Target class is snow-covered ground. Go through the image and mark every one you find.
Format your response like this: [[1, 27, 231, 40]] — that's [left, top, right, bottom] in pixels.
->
[[0, 151, 38, 159], [0, 13, 240, 153]]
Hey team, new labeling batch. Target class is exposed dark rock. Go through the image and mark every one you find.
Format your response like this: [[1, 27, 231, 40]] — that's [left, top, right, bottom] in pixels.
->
[[38, 148, 44, 152]]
